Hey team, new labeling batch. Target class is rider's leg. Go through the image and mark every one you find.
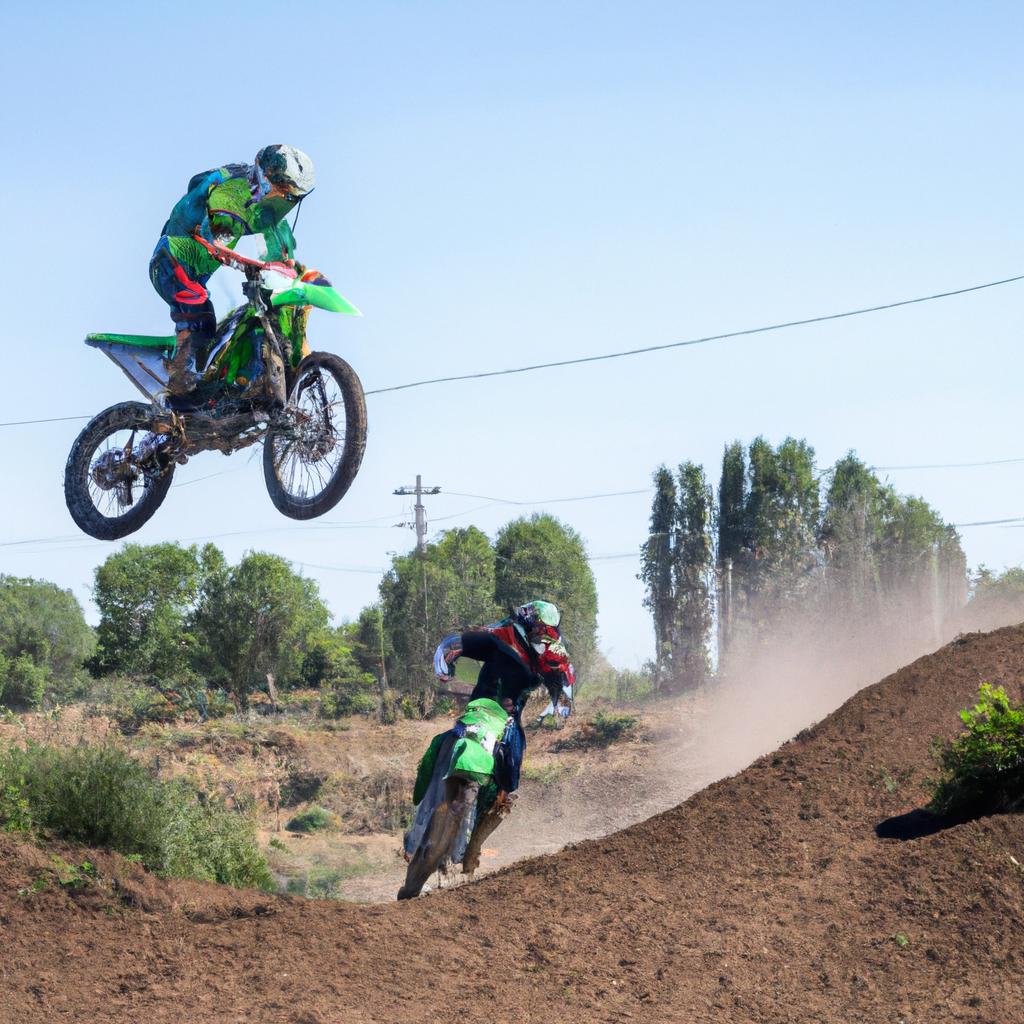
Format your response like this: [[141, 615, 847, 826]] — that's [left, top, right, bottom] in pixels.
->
[[149, 238, 215, 396]]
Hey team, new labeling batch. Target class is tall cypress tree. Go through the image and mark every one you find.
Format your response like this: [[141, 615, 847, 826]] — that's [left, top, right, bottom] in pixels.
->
[[718, 441, 746, 564], [673, 462, 714, 691], [640, 467, 678, 687]]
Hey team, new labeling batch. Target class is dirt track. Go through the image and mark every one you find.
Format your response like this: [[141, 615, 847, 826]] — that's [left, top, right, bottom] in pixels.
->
[[3, 626, 1023, 1023]]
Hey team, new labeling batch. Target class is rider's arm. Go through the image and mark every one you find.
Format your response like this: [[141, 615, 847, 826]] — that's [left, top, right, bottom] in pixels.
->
[[460, 630, 505, 663], [263, 216, 297, 262]]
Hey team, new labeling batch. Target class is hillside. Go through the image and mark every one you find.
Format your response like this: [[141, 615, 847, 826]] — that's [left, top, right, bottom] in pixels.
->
[[2, 625, 1023, 1022]]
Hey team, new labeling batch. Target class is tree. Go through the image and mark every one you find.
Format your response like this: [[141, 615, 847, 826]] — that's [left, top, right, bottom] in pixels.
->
[[347, 604, 391, 684], [0, 576, 94, 708], [639, 465, 714, 692], [91, 543, 225, 685], [639, 467, 678, 685], [820, 453, 886, 612], [717, 441, 746, 565], [192, 553, 330, 704], [301, 625, 378, 718], [962, 566, 1024, 631], [742, 436, 820, 613], [380, 527, 498, 694], [671, 462, 714, 691], [494, 513, 599, 678]]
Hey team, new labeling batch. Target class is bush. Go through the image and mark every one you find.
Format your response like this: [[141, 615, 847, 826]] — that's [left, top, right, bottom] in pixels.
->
[[929, 684, 1024, 818], [590, 711, 639, 745], [0, 654, 47, 711], [285, 805, 338, 833], [319, 676, 377, 719], [379, 689, 401, 725], [0, 741, 272, 890], [161, 789, 274, 889], [88, 676, 180, 732], [431, 695, 455, 718]]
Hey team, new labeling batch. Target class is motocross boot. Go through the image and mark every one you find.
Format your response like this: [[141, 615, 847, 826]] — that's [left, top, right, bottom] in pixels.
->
[[166, 329, 198, 396], [164, 315, 215, 410]]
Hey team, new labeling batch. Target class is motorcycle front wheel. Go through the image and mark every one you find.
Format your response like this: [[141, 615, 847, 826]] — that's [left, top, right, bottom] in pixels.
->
[[64, 401, 175, 540], [262, 351, 367, 520]]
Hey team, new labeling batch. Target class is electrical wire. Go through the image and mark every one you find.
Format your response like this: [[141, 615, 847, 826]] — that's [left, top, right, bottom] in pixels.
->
[[872, 458, 1024, 471], [6, 269, 1024, 427], [0, 414, 93, 427], [952, 516, 1024, 527], [362, 271, 1024, 396], [443, 487, 652, 505]]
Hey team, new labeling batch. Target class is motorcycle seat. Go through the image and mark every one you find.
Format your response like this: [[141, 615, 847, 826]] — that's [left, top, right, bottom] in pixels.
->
[[86, 332, 176, 351]]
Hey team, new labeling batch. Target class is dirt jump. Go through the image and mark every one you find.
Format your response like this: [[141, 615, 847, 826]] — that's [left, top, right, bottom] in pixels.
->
[[2, 624, 1023, 1023]]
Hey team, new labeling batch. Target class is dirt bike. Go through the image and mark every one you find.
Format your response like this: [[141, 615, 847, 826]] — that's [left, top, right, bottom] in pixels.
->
[[398, 697, 517, 900], [64, 237, 367, 540]]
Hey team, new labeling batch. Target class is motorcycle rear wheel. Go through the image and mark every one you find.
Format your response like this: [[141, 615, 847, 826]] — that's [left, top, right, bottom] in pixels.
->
[[397, 778, 479, 900], [262, 352, 367, 520], [64, 401, 175, 540]]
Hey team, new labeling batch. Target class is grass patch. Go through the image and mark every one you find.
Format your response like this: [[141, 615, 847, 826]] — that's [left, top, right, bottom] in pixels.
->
[[520, 762, 573, 786], [590, 711, 639, 746], [0, 740, 273, 890], [276, 847, 374, 899], [551, 710, 642, 752], [285, 805, 338, 834]]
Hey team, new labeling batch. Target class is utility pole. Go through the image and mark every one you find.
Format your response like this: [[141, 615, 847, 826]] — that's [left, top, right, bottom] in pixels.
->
[[393, 474, 442, 553]]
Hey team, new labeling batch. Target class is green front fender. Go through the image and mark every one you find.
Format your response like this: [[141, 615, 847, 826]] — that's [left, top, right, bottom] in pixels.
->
[[271, 282, 362, 315]]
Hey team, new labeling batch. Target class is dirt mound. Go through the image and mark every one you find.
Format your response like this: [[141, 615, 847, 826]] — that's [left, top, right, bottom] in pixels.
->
[[3, 626, 1023, 1022]]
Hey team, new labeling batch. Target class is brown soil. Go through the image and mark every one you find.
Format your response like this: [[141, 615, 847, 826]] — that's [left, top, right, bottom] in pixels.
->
[[3, 626, 1024, 1023]]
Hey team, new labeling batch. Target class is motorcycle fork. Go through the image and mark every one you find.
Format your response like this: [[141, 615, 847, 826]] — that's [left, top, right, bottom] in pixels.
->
[[257, 312, 288, 408]]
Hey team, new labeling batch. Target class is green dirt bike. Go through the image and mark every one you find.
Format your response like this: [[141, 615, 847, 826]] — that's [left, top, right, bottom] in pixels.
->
[[398, 697, 515, 900], [64, 238, 367, 540]]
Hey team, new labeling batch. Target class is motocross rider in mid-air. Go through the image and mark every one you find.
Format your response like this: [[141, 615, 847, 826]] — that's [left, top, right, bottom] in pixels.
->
[[410, 600, 575, 877], [149, 144, 316, 406]]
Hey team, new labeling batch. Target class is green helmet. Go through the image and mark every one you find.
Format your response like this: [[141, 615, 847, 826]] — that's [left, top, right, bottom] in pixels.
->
[[515, 600, 561, 629]]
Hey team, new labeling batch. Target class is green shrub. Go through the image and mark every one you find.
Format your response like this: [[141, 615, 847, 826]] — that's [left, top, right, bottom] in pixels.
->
[[929, 684, 1024, 817], [378, 689, 401, 725], [590, 711, 639, 746], [87, 676, 179, 732], [0, 654, 47, 711], [285, 805, 338, 833], [319, 676, 377, 719], [429, 695, 455, 718], [161, 788, 274, 889], [0, 741, 272, 890]]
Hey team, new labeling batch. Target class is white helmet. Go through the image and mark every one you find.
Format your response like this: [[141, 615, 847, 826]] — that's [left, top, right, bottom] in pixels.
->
[[254, 144, 316, 198]]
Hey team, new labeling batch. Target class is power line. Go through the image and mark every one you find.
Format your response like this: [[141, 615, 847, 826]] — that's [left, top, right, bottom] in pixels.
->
[[6, 269, 1024, 428], [443, 487, 652, 505], [953, 516, 1024, 527], [0, 414, 93, 428], [873, 457, 1024, 471], [362, 271, 1024, 396]]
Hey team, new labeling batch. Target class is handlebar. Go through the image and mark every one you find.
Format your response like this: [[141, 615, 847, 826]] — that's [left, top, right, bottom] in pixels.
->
[[191, 233, 298, 281]]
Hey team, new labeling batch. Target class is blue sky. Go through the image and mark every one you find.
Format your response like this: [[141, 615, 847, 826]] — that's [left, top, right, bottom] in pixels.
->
[[2, 2, 1022, 667]]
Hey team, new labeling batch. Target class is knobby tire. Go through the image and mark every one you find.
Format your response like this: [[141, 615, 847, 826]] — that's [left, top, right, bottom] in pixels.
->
[[263, 351, 367, 520], [398, 779, 478, 900], [64, 401, 174, 540]]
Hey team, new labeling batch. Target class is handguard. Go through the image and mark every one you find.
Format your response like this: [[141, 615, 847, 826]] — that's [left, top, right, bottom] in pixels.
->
[[433, 632, 463, 681]]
